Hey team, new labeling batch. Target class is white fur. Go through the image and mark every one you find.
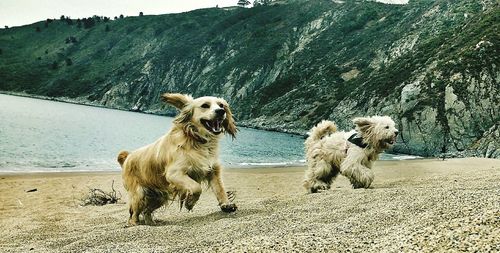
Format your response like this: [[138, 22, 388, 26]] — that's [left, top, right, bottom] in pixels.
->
[[304, 116, 398, 192]]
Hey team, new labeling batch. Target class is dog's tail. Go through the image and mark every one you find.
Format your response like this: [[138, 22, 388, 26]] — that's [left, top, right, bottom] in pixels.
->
[[307, 120, 337, 142], [117, 151, 129, 167]]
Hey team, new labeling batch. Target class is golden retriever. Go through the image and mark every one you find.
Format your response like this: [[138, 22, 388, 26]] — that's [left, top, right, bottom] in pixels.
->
[[117, 93, 238, 226]]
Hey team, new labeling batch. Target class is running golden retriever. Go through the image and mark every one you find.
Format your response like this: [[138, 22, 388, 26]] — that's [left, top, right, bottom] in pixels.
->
[[118, 93, 237, 226]]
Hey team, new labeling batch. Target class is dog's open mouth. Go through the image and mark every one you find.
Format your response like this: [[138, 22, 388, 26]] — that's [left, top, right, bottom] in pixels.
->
[[385, 136, 397, 145], [201, 119, 223, 135]]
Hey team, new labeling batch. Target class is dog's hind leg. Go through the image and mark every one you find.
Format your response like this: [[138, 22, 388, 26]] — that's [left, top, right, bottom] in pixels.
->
[[143, 213, 154, 226], [142, 188, 169, 225], [127, 187, 145, 226], [303, 160, 337, 193]]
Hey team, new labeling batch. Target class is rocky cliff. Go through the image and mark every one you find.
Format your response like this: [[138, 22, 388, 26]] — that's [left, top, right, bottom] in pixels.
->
[[0, 0, 498, 157]]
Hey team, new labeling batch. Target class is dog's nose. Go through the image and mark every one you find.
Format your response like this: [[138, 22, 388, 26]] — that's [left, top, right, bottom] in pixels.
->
[[395, 130, 399, 136], [215, 108, 225, 117]]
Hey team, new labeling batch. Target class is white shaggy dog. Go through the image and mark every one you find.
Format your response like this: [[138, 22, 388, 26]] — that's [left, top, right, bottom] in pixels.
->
[[303, 116, 398, 192]]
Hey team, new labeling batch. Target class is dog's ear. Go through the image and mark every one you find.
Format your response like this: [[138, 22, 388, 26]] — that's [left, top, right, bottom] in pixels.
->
[[222, 102, 237, 139], [183, 124, 208, 144], [353, 117, 373, 133], [161, 93, 193, 110], [174, 108, 193, 124]]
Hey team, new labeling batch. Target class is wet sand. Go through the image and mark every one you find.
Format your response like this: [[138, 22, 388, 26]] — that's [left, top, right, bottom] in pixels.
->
[[0, 158, 499, 252]]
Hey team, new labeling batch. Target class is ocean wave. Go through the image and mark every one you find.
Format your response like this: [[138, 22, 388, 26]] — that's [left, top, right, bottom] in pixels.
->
[[382, 154, 423, 160], [0, 167, 121, 173], [231, 160, 306, 167]]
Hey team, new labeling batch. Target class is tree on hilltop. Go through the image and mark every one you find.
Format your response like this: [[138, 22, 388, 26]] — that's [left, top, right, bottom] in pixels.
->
[[82, 17, 95, 29], [254, 0, 272, 6], [237, 0, 251, 7]]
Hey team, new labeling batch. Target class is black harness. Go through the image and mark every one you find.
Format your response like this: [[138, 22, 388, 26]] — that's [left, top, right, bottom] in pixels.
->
[[347, 132, 368, 149]]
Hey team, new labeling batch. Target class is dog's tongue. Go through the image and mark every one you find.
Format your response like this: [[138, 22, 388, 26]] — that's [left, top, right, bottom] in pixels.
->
[[212, 120, 222, 132], [389, 136, 397, 144]]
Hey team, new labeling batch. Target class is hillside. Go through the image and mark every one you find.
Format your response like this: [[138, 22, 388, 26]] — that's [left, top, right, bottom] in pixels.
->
[[0, 0, 498, 157]]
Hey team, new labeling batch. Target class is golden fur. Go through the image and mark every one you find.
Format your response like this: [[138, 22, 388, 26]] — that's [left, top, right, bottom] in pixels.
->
[[304, 116, 398, 192], [118, 93, 237, 226]]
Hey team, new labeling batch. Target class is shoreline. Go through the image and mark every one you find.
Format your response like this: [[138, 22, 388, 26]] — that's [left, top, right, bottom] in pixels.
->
[[0, 165, 305, 176], [0, 157, 432, 175], [0, 90, 173, 116]]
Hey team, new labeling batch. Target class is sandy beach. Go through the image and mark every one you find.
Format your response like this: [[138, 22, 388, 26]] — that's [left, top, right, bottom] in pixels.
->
[[0, 158, 499, 252]]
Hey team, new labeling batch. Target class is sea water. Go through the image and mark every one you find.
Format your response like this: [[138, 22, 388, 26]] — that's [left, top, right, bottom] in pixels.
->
[[0, 94, 417, 172]]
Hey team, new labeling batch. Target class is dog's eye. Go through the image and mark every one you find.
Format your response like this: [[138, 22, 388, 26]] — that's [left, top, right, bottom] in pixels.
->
[[385, 126, 389, 129], [218, 103, 224, 108], [201, 103, 210, 109]]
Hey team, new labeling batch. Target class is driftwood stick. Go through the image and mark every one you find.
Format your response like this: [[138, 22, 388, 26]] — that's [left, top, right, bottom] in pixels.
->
[[227, 191, 236, 202], [82, 181, 121, 206]]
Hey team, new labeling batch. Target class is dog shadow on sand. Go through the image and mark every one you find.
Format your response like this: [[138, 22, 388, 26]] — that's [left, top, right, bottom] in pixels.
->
[[145, 208, 263, 227]]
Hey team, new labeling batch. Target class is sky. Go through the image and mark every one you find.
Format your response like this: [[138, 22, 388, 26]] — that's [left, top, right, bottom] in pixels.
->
[[0, 0, 240, 28]]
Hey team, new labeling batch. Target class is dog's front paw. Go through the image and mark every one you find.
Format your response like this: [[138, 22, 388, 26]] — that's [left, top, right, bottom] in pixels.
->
[[220, 203, 237, 213], [126, 219, 139, 227], [185, 201, 195, 211], [350, 179, 371, 189], [184, 190, 201, 211], [352, 184, 371, 189], [310, 182, 330, 193]]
